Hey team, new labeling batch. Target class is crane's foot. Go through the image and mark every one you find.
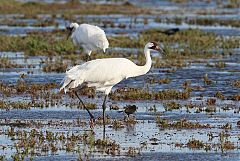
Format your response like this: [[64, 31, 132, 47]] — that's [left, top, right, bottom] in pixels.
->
[[90, 118, 95, 128]]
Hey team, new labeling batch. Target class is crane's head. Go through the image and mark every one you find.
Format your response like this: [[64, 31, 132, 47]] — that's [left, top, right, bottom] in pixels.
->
[[147, 42, 166, 54], [66, 23, 79, 40]]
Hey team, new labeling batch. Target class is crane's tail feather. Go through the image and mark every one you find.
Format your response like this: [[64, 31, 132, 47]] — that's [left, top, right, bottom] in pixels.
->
[[94, 33, 109, 51], [60, 77, 84, 93], [60, 77, 74, 93], [59, 65, 84, 93], [59, 79, 73, 93]]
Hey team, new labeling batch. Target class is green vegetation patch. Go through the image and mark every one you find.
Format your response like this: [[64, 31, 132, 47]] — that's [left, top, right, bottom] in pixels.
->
[[110, 29, 239, 58], [0, 0, 149, 16], [0, 31, 75, 56], [0, 29, 238, 60]]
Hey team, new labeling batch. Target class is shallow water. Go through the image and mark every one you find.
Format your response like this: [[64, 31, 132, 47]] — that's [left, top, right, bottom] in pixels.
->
[[0, 48, 239, 160], [0, 13, 239, 36]]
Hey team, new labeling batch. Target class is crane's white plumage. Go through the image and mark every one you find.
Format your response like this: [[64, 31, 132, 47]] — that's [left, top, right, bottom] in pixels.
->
[[60, 42, 163, 94], [60, 42, 164, 135], [67, 23, 109, 56]]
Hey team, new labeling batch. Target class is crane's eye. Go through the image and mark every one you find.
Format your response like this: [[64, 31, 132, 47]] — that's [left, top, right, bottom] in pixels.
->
[[148, 44, 156, 49]]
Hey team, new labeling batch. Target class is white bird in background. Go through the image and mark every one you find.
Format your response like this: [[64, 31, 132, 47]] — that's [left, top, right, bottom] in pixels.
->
[[60, 42, 165, 138], [66, 22, 109, 61]]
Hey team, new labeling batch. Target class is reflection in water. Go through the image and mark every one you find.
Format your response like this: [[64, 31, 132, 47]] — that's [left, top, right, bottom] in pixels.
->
[[125, 122, 136, 136]]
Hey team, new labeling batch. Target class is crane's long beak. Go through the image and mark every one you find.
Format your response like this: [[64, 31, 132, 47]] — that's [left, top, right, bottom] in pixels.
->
[[67, 32, 71, 40], [156, 45, 166, 54], [161, 48, 166, 55], [66, 26, 73, 40]]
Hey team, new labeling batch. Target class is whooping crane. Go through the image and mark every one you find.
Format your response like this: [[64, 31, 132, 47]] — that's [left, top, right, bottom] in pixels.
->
[[66, 22, 109, 61], [60, 42, 165, 138]]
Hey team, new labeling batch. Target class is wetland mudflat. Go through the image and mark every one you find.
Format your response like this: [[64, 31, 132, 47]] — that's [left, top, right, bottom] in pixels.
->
[[0, 0, 239, 160]]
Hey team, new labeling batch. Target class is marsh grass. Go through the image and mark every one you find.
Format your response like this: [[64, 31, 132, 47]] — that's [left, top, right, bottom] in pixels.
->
[[42, 58, 68, 73], [0, 28, 238, 62], [187, 18, 240, 28], [146, 77, 171, 84], [187, 139, 205, 149], [0, 57, 23, 68], [0, 19, 28, 27], [223, 0, 239, 8], [0, 0, 149, 16], [154, 58, 189, 68], [0, 80, 58, 97], [163, 101, 181, 111], [111, 120, 125, 129], [126, 147, 140, 157], [206, 98, 216, 106], [171, 0, 239, 9], [109, 87, 190, 101], [206, 61, 226, 68], [230, 94, 240, 101], [203, 74, 212, 85], [110, 28, 239, 61], [215, 91, 225, 100], [0, 33, 75, 56], [155, 17, 240, 27], [0, 17, 58, 27], [80, 102, 97, 110], [0, 100, 32, 110], [3, 127, 122, 160], [232, 80, 240, 88], [0, 99, 62, 110], [156, 117, 212, 129]]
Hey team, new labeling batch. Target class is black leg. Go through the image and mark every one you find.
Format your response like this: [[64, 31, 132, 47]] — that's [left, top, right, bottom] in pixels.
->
[[74, 91, 94, 120], [102, 95, 107, 140]]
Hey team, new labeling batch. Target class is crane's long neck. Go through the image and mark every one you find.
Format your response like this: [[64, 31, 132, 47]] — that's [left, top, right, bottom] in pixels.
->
[[130, 47, 152, 77]]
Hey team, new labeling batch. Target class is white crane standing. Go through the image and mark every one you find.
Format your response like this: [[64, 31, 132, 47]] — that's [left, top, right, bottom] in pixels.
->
[[66, 22, 109, 61], [60, 42, 165, 138]]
